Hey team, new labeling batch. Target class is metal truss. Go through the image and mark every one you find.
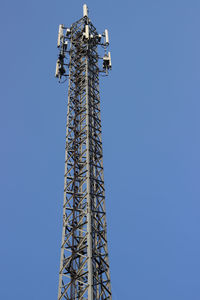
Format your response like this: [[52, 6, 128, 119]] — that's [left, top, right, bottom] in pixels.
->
[[56, 5, 112, 300]]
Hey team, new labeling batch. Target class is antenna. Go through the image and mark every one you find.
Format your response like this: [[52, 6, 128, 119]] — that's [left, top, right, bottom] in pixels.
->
[[55, 60, 60, 78], [84, 24, 89, 39], [57, 24, 63, 48], [83, 4, 88, 17], [108, 51, 112, 69], [105, 29, 109, 45]]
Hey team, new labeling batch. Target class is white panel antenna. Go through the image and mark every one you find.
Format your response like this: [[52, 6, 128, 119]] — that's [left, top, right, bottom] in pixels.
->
[[83, 4, 88, 17], [108, 52, 112, 68], [57, 24, 63, 48], [105, 29, 109, 45], [55, 60, 60, 77], [85, 25, 89, 39]]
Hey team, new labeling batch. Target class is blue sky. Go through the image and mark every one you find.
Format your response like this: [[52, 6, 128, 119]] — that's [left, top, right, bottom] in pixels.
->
[[1, 0, 200, 299]]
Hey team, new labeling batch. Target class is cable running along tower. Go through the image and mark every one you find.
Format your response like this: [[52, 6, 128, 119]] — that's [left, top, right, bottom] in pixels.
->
[[55, 5, 112, 300]]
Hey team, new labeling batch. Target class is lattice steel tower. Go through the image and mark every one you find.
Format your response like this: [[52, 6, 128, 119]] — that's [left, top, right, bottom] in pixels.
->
[[55, 4, 112, 300]]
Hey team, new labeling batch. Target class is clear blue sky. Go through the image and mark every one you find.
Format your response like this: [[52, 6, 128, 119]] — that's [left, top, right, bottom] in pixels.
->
[[1, 0, 200, 299]]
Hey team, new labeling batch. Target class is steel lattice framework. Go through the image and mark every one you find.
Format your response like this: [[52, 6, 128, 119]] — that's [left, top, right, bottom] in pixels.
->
[[55, 5, 112, 300]]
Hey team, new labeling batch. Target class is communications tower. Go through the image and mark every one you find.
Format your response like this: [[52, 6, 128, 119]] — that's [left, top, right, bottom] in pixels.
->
[[55, 5, 112, 300]]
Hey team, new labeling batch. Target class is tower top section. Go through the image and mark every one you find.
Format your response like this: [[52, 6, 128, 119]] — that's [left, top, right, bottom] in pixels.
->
[[55, 4, 112, 81]]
